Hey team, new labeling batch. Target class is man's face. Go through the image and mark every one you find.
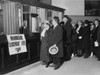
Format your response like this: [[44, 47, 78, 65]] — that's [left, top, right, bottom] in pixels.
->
[[78, 21, 82, 26], [63, 17, 68, 23], [94, 20, 99, 26], [72, 23, 75, 28]]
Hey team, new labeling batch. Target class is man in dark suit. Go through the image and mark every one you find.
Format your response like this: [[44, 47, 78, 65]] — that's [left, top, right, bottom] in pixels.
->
[[62, 15, 72, 60], [47, 17, 63, 70]]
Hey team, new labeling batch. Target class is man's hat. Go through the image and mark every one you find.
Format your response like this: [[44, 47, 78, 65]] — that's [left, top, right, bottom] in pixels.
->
[[49, 45, 58, 55]]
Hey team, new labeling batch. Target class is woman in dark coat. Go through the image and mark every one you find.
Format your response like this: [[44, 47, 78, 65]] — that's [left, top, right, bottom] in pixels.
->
[[90, 21, 95, 57], [91, 19, 99, 60], [82, 20, 91, 58], [71, 23, 78, 56], [76, 20, 84, 57]]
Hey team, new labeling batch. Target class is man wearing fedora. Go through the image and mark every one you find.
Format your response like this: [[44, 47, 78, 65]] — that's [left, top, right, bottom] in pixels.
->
[[47, 16, 63, 70]]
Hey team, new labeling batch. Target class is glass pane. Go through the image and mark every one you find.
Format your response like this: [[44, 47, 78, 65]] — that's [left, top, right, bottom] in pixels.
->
[[30, 6, 37, 13], [37, 8, 46, 22], [23, 5, 30, 12]]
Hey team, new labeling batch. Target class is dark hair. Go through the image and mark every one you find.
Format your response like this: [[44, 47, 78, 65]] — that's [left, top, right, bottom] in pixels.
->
[[59, 21, 64, 26], [54, 16, 59, 23], [63, 15, 69, 19], [63, 15, 72, 22], [90, 21, 95, 25], [84, 20, 90, 24], [95, 19, 99, 21], [77, 20, 83, 24]]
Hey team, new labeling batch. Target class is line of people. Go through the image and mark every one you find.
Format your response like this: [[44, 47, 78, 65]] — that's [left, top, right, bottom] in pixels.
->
[[40, 15, 100, 70], [70, 19, 100, 60]]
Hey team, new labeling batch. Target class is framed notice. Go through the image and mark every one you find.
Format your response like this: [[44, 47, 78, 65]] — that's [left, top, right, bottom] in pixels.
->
[[6, 34, 27, 55]]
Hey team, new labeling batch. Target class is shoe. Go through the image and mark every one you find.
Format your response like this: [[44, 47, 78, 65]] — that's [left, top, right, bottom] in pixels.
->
[[74, 54, 77, 57], [54, 65, 60, 70], [84, 55, 89, 58], [41, 61, 47, 65], [97, 57, 100, 61], [46, 63, 50, 68], [83, 54, 90, 58]]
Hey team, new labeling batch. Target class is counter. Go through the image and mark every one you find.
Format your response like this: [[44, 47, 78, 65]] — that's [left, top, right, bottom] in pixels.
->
[[0, 33, 40, 74]]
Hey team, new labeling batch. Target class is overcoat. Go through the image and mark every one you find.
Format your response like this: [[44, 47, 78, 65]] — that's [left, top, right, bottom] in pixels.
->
[[47, 25, 63, 57], [82, 25, 90, 50], [77, 27, 84, 50], [64, 22, 72, 43], [40, 30, 50, 62], [97, 25, 100, 56], [71, 28, 78, 42]]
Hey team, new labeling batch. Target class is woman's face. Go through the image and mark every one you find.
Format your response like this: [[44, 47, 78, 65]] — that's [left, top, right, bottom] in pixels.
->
[[78, 21, 82, 26], [84, 23, 88, 26], [94, 20, 99, 26], [72, 23, 76, 28]]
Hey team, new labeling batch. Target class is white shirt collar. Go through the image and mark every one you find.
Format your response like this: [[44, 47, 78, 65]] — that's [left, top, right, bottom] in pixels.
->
[[53, 24, 58, 29], [96, 25, 98, 27]]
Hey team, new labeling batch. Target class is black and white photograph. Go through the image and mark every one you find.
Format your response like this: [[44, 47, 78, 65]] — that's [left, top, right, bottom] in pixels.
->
[[0, 0, 100, 75]]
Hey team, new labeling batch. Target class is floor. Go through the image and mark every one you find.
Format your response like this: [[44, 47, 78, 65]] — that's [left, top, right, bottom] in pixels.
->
[[5, 56, 100, 75]]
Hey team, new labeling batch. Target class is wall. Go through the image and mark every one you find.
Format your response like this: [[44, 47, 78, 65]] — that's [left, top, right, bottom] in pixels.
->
[[52, 0, 84, 15], [69, 15, 100, 23], [52, 0, 100, 23], [39, 0, 51, 5]]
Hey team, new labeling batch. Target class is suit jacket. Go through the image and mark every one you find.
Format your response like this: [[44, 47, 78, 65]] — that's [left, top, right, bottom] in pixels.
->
[[47, 25, 63, 57]]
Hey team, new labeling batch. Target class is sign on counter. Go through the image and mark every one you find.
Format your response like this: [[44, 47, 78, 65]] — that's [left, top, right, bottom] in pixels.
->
[[6, 34, 27, 55]]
